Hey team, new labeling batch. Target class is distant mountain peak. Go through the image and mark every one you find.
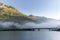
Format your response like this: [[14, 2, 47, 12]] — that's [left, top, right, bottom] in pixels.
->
[[0, 3, 4, 5]]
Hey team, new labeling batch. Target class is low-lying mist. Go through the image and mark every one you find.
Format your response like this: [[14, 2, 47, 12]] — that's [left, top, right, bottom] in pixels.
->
[[0, 20, 60, 29]]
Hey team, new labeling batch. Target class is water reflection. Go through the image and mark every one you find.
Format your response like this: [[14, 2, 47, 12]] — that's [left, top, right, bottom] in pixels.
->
[[0, 31, 60, 40]]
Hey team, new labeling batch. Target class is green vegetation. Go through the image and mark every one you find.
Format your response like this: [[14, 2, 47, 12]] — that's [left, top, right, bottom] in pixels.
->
[[0, 3, 33, 24]]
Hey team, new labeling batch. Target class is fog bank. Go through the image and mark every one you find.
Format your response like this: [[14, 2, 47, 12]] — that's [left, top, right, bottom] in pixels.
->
[[0, 20, 60, 29]]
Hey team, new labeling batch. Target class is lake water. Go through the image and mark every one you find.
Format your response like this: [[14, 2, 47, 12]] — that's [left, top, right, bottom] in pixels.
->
[[0, 30, 60, 40]]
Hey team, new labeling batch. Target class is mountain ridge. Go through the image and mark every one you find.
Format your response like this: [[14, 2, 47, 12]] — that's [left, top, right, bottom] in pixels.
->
[[29, 15, 57, 23], [0, 3, 33, 24], [0, 3, 58, 24]]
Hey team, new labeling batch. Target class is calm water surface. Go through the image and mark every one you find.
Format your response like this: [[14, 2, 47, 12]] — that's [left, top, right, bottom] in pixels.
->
[[0, 30, 60, 40]]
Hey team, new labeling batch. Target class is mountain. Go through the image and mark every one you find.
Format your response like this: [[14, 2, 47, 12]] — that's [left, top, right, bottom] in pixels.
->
[[29, 15, 56, 23], [0, 3, 57, 24], [0, 3, 33, 24]]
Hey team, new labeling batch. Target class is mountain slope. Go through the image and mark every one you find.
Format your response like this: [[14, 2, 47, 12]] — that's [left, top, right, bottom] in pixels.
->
[[0, 3, 33, 24], [29, 15, 56, 23]]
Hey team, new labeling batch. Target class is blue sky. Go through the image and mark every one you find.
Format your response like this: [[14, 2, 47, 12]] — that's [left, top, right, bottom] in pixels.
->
[[0, 0, 60, 19]]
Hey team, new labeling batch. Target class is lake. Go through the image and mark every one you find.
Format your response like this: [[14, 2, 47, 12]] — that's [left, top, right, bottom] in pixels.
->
[[0, 30, 60, 40]]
